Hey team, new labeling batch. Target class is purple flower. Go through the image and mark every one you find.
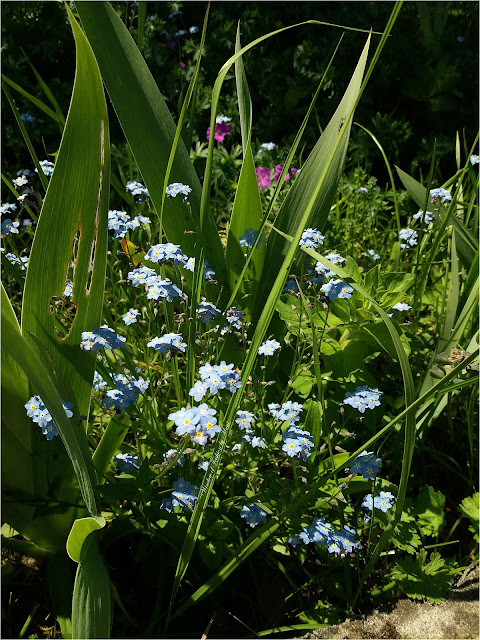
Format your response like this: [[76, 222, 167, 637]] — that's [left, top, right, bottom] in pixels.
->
[[255, 167, 272, 189], [207, 123, 232, 142]]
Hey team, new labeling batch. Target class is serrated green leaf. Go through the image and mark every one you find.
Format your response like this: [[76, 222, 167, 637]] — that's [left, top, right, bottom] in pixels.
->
[[391, 550, 455, 604], [459, 493, 480, 542], [414, 485, 445, 537]]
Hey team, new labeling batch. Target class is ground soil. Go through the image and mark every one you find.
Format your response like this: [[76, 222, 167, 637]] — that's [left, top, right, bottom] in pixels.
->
[[300, 562, 479, 640]]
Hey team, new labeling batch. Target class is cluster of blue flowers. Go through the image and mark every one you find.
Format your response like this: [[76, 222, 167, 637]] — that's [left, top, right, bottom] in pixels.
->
[[169, 403, 220, 446], [163, 448, 185, 467], [20, 112, 35, 124], [122, 308, 140, 325], [108, 209, 150, 238], [269, 400, 304, 424], [37, 160, 55, 177], [3, 252, 28, 270], [1, 202, 17, 216], [165, 182, 192, 201], [114, 452, 141, 473], [299, 228, 324, 250], [290, 518, 361, 556], [343, 386, 382, 414], [258, 339, 281, 356], [282, 425, 314, 461], [311, 252, 346, 282], [160, 477, 200, 513], [1, 218, 20, 235], [223, 307, 245, 331], [239, 228, 263, 249], [189, 361, 241, 402], [240, 503, 268, 528], [233, 410, 266, 448], [127, 265, 184, 303], [147, 333, 186, 354], [197, 301, 221, 324], [362, 491, 395, 512], [283, 278, 300, 294], [98, 373, 149, 411], [126, 180, 149, 202], [182, 256, 216, 280], [350, 450, 382, 480], [145, 243, 187, 265], [429, 187, 452, 203], [413, 210, 435, 224], [80, 326, 126, 351], [25, 395, 73, 440], [321, 278, 353, 301], [399, 228, 418, 249], [366, 249, 380, 260]]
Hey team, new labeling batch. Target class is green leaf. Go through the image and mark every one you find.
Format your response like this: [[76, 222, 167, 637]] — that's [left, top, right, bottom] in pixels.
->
[[224, 26, 265, 311], [21, 3, 110, 425], [67, 516, 106, 563], [414, 486, 446, 537], [91, 414, 130, 484], [253, 35, 371, 319], [391, 549, 455, 604], [2, 285, 99, 522], [75, 1, 226, 284], [459, 493, 479, 542], [396, 165, 478, 269], [72, 531, 112, 639]]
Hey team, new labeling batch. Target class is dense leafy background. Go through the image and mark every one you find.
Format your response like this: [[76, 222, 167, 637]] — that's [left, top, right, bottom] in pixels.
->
[[2, 1, 478, 181]]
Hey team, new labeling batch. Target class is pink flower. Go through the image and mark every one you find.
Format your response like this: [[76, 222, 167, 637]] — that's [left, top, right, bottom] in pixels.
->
[[255, 167, 272, 189], [180, 62, 186, 69], [274, 164, 298, 182], [206, 123, 232, 142]]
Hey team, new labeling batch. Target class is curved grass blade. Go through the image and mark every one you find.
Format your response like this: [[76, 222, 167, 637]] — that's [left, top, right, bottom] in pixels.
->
[[1, 73, 64, 124], [23, 53, 66, 129], [75, 1, 226, 284], [2, 80, 49, 190], [224, 26, 265, 309], [355, 122, 401, 235], [21, 4, 110, 424]]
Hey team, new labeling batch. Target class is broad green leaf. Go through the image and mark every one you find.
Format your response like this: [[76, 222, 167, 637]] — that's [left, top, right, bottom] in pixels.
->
[[2, 286, 99, 521], [251, 36, 371, 319], [91, 414, 130, 484], [75, 1, 226, 284], [21, 4, 110, 425], [2, 284, 85, 553], [67, 516, 106, 563], [413, 486, 445, 537], [72, 531, 112, 639]]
